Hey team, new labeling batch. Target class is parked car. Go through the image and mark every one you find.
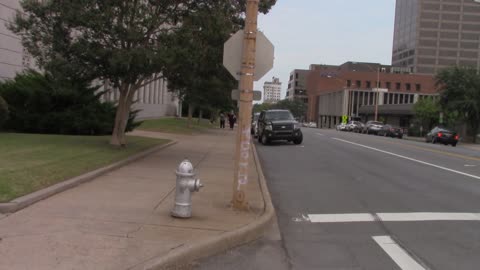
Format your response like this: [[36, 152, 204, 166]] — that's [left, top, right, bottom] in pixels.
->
[[365, 121, 384, 135], [345, 121, 355, 131], [346, 121, 364, 132], [307, 122, 317, 128], [251, 112, 260, 137], [257, 109, 303, 145], [336, 123, 348, 131], [425, 126, 459, 146], [378, 124, 403, 138]]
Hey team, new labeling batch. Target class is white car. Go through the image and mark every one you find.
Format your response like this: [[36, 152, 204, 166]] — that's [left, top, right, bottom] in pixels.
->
[[336, 123, 347, 131], [307, 122, 317, 128]]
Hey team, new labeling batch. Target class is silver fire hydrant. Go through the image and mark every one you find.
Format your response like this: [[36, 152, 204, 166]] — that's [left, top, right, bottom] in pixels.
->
[[171, 159, 203, 218]]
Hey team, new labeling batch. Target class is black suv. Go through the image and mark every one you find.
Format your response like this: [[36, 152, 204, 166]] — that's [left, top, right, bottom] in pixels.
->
[[257, 109, 303, 145]]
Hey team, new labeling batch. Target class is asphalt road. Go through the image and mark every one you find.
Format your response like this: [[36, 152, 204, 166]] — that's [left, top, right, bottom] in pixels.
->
[[196, 128, 480, 270]]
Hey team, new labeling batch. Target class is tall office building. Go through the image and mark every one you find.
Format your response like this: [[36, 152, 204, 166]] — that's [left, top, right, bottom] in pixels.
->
[[286, 69, 308, 104], [0, 0, 34, 80], [263, 77, 282, 104], [392, 0, 480, 74]]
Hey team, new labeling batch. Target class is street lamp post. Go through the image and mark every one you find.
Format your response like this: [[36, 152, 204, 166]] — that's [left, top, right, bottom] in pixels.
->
[[374, 67, 380, 121], [372, 67, 388, 122]]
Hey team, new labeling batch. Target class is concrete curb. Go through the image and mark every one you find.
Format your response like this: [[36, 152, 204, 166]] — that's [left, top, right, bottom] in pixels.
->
[[141, 142, 276, 270], [0, 141, 177, 214]]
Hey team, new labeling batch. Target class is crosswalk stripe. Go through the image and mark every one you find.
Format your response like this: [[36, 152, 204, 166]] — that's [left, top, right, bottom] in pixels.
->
[[307, 212, 480, 223], [373, 236, 426, 270]]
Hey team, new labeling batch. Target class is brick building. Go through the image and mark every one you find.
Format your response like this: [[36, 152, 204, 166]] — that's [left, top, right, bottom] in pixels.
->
[[306, 62, 437, 128]]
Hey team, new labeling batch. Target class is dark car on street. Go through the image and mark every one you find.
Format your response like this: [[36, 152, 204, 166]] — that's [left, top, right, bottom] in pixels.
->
[[426, 126, 459, 146], [378, 124, 403, 138], [364, 121, 384, 135], [257, 109, 303, 145]]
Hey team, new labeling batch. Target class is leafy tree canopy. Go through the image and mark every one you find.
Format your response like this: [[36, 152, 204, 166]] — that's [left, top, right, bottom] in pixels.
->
[[436, 66, 480, 142]]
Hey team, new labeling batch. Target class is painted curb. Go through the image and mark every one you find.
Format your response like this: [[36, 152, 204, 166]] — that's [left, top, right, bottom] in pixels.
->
[[140, 142, 275, 270], [0, 141, 177, 214]]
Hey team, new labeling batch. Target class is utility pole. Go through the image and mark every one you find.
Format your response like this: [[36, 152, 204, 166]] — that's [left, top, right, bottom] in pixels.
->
[[232, 0, 259, 210]]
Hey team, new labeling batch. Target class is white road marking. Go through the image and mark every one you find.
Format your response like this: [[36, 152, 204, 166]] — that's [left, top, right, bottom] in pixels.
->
[[378, 212, 480, 222], [373, 236, 426, 270], [332, 137, 480, 180], [308, 212, 480, 223], [316, 133, 325, 136], [292, 214, 311, 222], [464, 164, 477, 167], [308, 213, 376, 223]]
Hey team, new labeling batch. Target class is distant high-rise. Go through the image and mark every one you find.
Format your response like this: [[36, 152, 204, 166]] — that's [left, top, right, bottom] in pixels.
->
[[263, 77, 282, 104], [286, 69, 308, 104], [392, 0, 480, 74]]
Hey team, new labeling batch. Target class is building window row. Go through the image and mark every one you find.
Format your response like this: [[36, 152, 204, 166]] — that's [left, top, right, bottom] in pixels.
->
[[347, 79, 422, 92]]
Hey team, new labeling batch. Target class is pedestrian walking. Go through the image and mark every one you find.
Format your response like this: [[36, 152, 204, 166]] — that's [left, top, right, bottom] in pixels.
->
[[219, 112, 226, 129], [228, 113, 236, 130]]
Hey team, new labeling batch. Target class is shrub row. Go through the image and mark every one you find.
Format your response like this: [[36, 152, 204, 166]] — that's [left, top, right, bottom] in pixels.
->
[[0, 71, 138, 135]]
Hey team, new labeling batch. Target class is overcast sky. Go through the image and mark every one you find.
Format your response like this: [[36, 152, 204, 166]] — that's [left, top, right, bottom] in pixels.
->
[[253, 0, 396, 101]]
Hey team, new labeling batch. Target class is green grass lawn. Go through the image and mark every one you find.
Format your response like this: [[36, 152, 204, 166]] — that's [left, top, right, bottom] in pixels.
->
[[0, 133, 169, 202], [138, 117, 215, 134]]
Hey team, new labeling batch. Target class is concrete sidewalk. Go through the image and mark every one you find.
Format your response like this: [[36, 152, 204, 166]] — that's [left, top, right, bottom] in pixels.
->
[[0, 129, 272, 270]]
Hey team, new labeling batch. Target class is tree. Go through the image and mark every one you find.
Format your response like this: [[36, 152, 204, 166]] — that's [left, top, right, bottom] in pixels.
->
[[253, 102, 273, 113], [0, 95, 8, 129], [162, 2, 236, 126], [413, 97, 440, 130], [10, 0, 276, 144], [436, 66, 480, 142], [9, 0, 192, 146], [273, 99, 308, 120], [163, 0, 276, 126]]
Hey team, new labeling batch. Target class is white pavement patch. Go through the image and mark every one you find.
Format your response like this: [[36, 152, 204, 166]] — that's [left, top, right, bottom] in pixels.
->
[[373, 236, 426, 270], [332, 137, 480, 180], [308, 212, 480, 223]]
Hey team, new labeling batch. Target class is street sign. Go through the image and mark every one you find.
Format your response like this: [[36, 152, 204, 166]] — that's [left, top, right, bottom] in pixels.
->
[[231, 89, 262, 101], [223, 30, 274, 81]]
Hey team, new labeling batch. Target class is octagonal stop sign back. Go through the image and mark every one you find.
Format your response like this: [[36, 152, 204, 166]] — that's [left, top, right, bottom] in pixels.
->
[[223, 30, 274, 81]]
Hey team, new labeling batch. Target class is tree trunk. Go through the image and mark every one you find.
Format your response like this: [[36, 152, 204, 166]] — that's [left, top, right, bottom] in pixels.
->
[[110, 84, 136, 146], [197, 109, 203, 124], [471, 121, 478, 143], [110, 89, 127, 146], [187, 103, 194, 128]]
